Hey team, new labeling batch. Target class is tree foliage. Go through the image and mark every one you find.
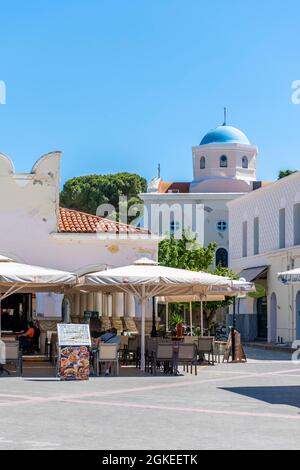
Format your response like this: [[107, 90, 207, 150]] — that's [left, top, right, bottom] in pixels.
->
[[158, 233, 238, 329], [278, 169, 297, 180], [158, 234, 216, 271], [60, 172, 147, 221]]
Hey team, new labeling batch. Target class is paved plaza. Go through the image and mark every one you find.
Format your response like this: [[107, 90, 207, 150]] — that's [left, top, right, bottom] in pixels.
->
[[0, 347, 300, 450]]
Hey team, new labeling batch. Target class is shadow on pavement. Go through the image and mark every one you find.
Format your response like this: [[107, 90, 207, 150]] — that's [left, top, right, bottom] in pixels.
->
[[221, 386, 300, 409]]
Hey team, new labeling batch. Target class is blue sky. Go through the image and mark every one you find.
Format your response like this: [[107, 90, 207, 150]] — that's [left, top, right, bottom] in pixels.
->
[[0, 0, 299, 185]]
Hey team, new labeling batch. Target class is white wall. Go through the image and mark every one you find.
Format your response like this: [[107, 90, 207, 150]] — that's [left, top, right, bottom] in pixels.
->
[[229, 172, 300, 262], [192, 143, 258, 182], [228, 172, 300, 343], [0, 152, 158, 322]]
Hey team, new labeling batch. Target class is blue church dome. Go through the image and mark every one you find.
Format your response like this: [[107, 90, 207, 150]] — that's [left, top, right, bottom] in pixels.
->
[[200, 125, 250, 146]]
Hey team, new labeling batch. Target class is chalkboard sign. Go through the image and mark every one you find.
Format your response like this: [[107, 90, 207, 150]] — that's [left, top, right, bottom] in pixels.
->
[[223, 330, 247, 363], [57, 323, 91, 347]]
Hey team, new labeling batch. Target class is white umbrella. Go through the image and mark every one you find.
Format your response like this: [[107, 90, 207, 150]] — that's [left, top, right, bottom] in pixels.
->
[[0, 256, 78, 337], [158, 278, 255, 337], [278, 268, 300, 284], [80, 257, 254, 370], [158, 294, 226, 337]]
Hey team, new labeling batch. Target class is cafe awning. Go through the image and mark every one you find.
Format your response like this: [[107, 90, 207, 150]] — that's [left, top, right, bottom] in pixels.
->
[[239, 266, 268, 283]]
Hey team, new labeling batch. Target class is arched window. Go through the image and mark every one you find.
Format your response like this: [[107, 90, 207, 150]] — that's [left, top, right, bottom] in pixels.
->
[[220, 155, 228, 168], [200, 156, 206, 170], [216, 248, 228, 267], [242, 156, 248, 169]]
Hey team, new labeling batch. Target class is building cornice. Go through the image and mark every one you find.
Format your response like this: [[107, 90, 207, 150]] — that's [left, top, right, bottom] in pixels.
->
[[51, 233, 161, 242], [227, 172, 300, 207], [231, 244, 300, 263], [192, 144, 258, 153], [140, 192, 247, 201]]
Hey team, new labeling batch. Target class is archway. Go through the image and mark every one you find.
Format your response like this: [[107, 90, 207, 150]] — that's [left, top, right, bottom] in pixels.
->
[[216, 248, 228, 268], [270, 293, 277, 343], [257, 296, 268, 339], [296, 291, 300, 340]]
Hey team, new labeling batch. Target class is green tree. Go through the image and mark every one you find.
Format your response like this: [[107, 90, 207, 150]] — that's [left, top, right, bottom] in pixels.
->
[[278, 169, 297, 179], [60, 172, 147, 222], [158, 234, 238, 331], [158, 233, 216, 271]]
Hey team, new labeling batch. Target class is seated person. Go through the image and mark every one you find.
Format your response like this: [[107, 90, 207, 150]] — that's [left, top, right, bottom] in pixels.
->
[[99, 328, 120, 376], [18, 322, 36, 352]]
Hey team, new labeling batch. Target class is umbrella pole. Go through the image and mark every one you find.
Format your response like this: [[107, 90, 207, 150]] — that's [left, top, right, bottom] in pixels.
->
[[140, 291, 146, 371], [200, 301, 204, 337], [166, 302, 169, 332], [189, 301, 192, 336]]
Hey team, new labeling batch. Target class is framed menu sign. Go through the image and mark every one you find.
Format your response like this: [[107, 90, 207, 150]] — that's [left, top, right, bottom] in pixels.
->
[[57, 324, 91, 347], [57, 324, 91, 381]]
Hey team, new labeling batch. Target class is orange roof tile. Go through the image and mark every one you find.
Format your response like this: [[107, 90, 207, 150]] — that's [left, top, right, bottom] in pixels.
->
[[58, 207, 146, 234], [158, 182, 190, 193]]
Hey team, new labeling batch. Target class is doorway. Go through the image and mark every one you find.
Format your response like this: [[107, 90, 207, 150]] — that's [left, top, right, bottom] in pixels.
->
[[0, 294, 32, 332], [257, 296, 268, 339], [296, 291, 300, 340], [270, 293, 277, 343]]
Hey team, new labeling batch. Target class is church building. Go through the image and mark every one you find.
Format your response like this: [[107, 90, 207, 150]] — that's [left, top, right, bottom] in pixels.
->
[[140, 120, 265, 268]]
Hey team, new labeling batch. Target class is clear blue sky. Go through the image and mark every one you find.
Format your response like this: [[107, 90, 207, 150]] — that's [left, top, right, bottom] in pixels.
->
[[0, 0, 299, 185]]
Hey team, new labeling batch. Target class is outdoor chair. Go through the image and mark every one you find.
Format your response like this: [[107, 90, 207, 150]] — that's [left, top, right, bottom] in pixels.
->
[[50, 333, 58, 365], [176, 343, 197, 375], [196, 337, 214, 365], [145, 337, 159, 373], [119, 336, 129, 364], [183, 336, 195, 344], [152, 343, 175, 375], [3, 341, 23, 377], [127, 335, 141, 367], [98, 343, 120, 376], [45, 330, 56, 358]]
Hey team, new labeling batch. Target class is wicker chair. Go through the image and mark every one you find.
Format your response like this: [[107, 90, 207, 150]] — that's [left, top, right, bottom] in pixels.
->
[[98, 343, 120, 376]]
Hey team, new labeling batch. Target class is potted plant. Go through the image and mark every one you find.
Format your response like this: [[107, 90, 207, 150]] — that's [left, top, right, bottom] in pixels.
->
[[195, 327, 201, 337], [170, 312, 184, 338]]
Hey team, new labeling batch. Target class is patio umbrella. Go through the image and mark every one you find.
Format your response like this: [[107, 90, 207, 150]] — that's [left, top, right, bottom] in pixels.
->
[[278, 268, 300, 284], [158, 278, 255, 337], [0, 256, 78, 337], [79, 257, 254, 370], [158, 294, 226, 337]]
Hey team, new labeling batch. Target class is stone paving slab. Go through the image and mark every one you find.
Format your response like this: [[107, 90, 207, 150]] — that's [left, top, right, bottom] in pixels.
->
[[0, 348, 300, 450]]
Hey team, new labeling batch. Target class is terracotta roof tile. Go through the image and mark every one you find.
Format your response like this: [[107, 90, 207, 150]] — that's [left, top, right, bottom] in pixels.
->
[[158, 182, 190, 193], [58, 207, 146, 234]]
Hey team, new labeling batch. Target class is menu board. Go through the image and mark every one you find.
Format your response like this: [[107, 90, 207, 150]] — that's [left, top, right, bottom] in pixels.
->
[[59, 346, 90, 381], [57, 324, 91, 347]]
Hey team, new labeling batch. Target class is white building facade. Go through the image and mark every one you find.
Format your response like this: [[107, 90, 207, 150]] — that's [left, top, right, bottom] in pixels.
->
[[228, 172, 300, 343], [141, 124, 260, 268]]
